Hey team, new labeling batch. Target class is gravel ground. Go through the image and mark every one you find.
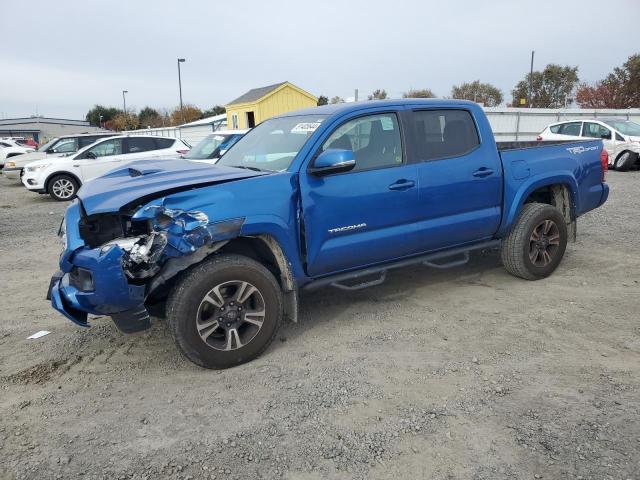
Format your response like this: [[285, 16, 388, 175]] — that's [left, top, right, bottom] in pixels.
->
[[0, 172, 638, 480]]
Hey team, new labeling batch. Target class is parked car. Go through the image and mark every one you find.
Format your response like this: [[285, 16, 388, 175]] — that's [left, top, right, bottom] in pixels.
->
[[0, 139, 35, 168], [2, 133, 116, 180], [183, 130, 249, 163], [15, 138, 39, 149], [22, 135, 190, 201], [538, 118, 640, 171], [48, 99, 609, 369]]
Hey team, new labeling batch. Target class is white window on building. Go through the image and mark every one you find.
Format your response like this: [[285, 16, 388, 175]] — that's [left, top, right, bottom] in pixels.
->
[[232, 114, 239, 130]]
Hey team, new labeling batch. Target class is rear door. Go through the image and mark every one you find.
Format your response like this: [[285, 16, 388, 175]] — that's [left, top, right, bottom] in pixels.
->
[[77, 138, 125, 181], [407, 108, 502, 251], [300, 111, 422, 277]]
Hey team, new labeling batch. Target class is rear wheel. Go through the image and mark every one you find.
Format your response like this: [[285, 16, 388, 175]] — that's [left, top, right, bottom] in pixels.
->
[[167, 254, 283, 369], [614, 151, 636, 171], [501, 203, 568, 280], [48, 174, 79, 201]]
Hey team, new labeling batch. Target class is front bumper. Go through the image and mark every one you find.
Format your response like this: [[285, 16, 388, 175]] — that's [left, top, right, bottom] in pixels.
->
[[1, 167, 21, 180], [21, 171, 46, 191], [49, 201, 152, 333]]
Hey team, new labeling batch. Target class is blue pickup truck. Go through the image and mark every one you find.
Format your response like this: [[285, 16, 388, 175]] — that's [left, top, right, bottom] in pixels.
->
[[49, 99, 609, 368]]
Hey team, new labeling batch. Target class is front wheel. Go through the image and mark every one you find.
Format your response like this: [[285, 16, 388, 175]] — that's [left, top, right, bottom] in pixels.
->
[[501, 203, 568, 280], [167, 254, 283, 369], [48, 174, 79, 201]]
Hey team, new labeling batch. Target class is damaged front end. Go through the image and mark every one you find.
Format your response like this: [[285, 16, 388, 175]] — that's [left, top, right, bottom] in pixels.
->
[[49, 199, 244, 333]]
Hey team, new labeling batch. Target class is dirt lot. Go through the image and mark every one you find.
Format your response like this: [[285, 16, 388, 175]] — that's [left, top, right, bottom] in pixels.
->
[[0, 172, 638, 480]]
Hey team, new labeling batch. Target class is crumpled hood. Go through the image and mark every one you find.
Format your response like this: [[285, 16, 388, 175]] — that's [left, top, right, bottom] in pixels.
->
[[77, 159, 268, 215], [627, 135, 640, 143]]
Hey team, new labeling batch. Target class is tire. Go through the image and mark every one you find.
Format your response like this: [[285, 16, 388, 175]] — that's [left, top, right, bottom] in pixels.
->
[[48, 174, 79, 201], [167, 254, 283, 369], [614, 151, 636, 172], [501, 203, 568, 281]]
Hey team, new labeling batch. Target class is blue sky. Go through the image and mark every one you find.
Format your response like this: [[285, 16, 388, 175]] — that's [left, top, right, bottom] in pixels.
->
[[1, 0, 639, 119]]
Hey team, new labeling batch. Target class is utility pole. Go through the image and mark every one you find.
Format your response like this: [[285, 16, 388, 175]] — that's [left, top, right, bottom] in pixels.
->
[[122, 90, 128, 114], [528, 50, 535, 108], [177, 58, 186, 123]]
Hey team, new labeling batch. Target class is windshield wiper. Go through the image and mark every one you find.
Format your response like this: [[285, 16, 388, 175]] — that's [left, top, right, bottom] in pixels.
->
[[226, 165, 274, 173]]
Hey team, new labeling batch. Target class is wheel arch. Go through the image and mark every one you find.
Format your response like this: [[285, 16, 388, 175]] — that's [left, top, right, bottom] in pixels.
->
[[44, 170, 82, 194]]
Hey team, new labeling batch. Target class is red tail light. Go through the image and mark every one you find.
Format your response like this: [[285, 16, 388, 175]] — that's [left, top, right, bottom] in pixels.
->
[[176, 149, 189, 155], [536, 135, 543, 141], [600, 148, 608, 182]]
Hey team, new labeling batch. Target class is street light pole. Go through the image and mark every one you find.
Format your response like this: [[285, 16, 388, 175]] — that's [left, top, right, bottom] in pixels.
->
[[177, 58, 186, 123], [528, 50, 535, 108], [122, 90, 128, 114]]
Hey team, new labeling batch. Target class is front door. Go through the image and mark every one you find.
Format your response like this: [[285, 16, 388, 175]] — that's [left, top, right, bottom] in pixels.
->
[[77, 138, 125, 181], [300, 112, 422, 277], [408, 108, 502, 251], [582, 121, 615, 158]]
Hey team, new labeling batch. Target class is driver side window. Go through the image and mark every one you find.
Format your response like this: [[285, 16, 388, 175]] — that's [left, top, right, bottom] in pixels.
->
[[321, 113, 403, 172], [86, 139, 123, 158]]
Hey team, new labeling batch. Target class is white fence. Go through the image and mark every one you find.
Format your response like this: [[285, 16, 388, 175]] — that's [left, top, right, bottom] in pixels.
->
[[485, 107, 640, 141], [122, 107, 640, 145]]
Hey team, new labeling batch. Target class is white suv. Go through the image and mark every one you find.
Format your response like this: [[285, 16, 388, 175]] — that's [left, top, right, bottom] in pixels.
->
[[22, 135, 190, 201], [538, 118, 640, 171]]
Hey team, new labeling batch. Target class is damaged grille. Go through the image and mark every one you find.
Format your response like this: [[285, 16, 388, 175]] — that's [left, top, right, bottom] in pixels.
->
[[79, 213, 150, 248]]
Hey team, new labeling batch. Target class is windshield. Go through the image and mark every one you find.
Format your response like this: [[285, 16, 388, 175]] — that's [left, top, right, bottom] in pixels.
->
[[185, 134, 239, 160], [216, 115, 327, 171], [38, 138, 60, 152], [602, 120, 640, 136]]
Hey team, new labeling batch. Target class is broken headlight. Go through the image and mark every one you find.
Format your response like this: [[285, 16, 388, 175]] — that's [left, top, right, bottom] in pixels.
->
[[100, 232, 168, 279]]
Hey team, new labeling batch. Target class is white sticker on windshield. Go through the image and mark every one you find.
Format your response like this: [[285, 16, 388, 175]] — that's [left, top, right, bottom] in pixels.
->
[[213, 135, 225, 141], [291, 122, 321, 134]]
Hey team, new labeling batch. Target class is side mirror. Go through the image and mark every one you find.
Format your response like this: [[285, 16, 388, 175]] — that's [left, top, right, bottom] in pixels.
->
[[309, 149, 356, 176], [46, 148, 55, 154]]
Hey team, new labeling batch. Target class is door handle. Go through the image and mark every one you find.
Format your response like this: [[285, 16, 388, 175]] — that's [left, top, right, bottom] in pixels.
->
[[388, 179, 415, 191], [472, 167, 494, 177]]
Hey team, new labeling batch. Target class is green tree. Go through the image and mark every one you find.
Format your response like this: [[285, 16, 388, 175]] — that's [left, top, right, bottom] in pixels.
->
[[368, 89, 388, 100], [402, 88, 436, 99], [317, 95, 329, 106], [85, 105, 121, 127], [138, 107, 163, 128], [451, 81, 502, 106], [511, 64, 579, 108], [201, 105, 226, 117], [330, 96, 345, 104]]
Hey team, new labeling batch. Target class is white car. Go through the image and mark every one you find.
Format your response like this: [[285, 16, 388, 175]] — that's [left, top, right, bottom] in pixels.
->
[[538, 118, 640, 171], [0, 139, 35, 168], [22, 135, 190, 201], [2, 133, 115, 180], [182, 129, 249, 164]]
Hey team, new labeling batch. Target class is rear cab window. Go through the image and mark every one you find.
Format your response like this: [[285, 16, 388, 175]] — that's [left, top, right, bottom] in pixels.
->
[[411, 109, 479, 161]]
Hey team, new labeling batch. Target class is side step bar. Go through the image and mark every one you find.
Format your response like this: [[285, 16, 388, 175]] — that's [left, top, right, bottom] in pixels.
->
[[303, 240, 500, 292]]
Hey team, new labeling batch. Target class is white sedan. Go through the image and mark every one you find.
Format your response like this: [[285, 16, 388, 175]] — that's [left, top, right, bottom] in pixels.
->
[[537, 118, 640, 171], [22, 135, 190, 201]]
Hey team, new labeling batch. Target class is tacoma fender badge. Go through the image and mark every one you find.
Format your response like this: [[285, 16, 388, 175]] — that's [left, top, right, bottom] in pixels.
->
[[328, 223, 367, 234]]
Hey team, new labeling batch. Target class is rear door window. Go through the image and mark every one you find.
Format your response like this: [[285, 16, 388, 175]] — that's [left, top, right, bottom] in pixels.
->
[[154, 138, 175, 149], [557, 122, 582, 136], [411, 109, 480, 161], [127, 137, 158, 153]]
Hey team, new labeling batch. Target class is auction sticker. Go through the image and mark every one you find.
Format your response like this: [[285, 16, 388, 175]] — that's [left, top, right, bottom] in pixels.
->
[[291, 122, 321, 134]]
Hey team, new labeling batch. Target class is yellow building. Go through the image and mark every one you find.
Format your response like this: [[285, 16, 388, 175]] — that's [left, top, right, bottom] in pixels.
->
[[225, 81, 318, 130]]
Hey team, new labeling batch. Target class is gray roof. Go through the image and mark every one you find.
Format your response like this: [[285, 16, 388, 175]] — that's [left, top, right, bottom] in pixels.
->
[[227, 82, 287, 105]]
